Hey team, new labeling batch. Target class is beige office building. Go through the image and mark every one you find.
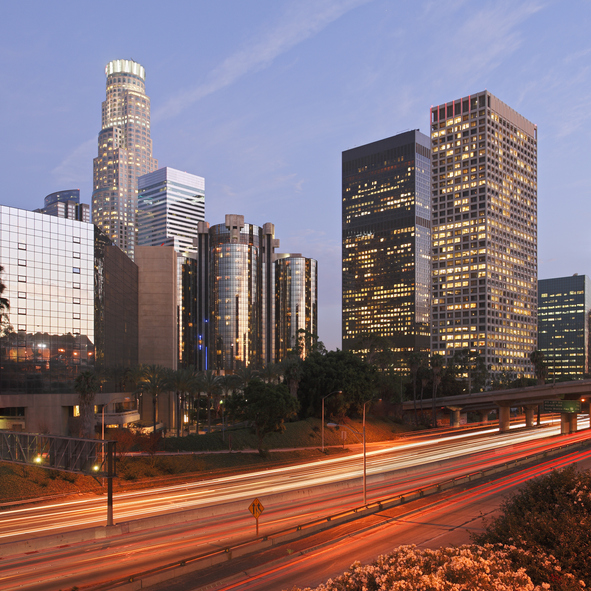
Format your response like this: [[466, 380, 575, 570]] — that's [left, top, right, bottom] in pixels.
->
[[92, 59, 158, 260], [430, 91, 537, 380]]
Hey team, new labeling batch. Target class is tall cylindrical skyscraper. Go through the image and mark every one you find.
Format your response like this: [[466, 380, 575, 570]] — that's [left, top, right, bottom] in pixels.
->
[[92, 59, 158, 259]]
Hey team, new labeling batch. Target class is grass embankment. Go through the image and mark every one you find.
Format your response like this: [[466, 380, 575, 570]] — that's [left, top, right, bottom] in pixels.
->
[[0, 416, 409, 504]]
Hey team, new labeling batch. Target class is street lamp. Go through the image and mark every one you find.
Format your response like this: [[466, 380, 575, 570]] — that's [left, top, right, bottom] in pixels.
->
[[321, 390, 342, 452], [327, 399, 370, 504]]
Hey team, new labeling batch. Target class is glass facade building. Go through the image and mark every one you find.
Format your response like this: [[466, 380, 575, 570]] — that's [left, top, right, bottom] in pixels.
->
[[0, 206, 95, 392], [92, 59, 158, 260], [207, 216, 277, 371], [538, 275, 591, 379], [275, 254, 318, 360], [0, 206, 138, 393], [37, 190, 90, 222], [430, 91, 538, 380], [342, 130, 431, 356]]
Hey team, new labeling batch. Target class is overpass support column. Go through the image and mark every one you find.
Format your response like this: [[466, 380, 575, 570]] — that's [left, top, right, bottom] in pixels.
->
[[499, 406, 511, 433], [561, 413, 578, 434], [524, 405, 536, 428], [448, 407, 462, 428]]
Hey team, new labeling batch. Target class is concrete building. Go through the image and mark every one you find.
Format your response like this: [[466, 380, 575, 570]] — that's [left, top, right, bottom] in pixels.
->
[[538, 275, 591, 379], [138, 167, 205, 368], [342, 130, 431, 357], [36, 190, 90, 222], [429, 91, 538, 380], [92, 59, 158, 260]]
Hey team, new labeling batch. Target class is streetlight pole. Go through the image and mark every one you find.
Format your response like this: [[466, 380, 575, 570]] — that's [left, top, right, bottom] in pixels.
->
[[321, 390, 342, 452], [362, 400, 367, 505]]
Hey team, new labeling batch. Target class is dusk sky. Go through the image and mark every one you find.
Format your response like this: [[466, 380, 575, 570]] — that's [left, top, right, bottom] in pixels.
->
[[1, 1, 589, 351]]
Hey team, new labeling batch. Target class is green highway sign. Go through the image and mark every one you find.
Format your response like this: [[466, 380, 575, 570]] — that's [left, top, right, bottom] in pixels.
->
[[543, 400, 581, 413]]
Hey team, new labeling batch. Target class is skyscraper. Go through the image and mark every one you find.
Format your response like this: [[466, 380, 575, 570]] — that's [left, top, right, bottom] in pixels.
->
[[429, 91, 537, 380], [92, 59, 158, 260], [538, 275, 591, 379], [342, 130, 431, 358], [138, 167, 205, 258], [137, 167, 205, 368], [37, 190, 90, 222]]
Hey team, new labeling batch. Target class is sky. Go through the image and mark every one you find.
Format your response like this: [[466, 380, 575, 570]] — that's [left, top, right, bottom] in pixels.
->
[[0, 0, 590, 351]]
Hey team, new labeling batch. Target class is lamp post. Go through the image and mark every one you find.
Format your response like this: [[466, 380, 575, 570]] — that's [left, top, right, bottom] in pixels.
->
[[321, 390, 342, 452], [327, 399, 370, 505]]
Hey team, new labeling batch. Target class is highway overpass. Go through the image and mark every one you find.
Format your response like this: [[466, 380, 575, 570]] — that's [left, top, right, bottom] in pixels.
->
[[402, 379, 591, 433]]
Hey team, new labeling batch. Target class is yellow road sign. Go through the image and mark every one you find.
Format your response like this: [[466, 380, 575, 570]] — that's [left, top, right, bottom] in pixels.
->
[[248, 498, 264, 519]]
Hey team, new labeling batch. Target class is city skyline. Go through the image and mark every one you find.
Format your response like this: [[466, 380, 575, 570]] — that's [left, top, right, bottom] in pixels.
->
[[1, 1, 589, 350]]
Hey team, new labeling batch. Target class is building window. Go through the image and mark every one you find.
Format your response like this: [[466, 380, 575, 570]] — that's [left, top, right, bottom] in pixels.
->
[[73, 267, 80, 274]]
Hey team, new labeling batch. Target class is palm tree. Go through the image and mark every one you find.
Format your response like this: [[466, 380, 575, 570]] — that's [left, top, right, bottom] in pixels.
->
[[201, 370, 222, 431], [137, 364, 170, 434], [280, 354, 302, 399], [0, 265, 11, 337], [259, 362, 281, 384], [219, 374, 240, 436], [530, 349, 548, 385], [407, 351, 424, 426], [431, 354, 444, 427], [74, 370, 99, 439], [233, 366, 259, 392], [169, 367, 199, 437]]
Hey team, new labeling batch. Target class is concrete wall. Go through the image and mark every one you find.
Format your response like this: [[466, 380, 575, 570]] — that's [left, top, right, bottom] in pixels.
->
[[135, 246, 178, 370], [0, 392, 133, 436]]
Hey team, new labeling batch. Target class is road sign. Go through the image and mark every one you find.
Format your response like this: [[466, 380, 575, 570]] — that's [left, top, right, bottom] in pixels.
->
[[249, 498, 264, 519], [543, 400, 581, 413]]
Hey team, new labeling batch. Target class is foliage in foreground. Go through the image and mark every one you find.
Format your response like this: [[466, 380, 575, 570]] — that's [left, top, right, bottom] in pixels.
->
[[473, 464, 591, 587], [290, 544, 585, 591]]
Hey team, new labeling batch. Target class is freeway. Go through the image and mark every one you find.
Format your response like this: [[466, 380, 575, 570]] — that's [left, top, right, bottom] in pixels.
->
[[0, 419, 586, 545], [0, 424, 590, 590]]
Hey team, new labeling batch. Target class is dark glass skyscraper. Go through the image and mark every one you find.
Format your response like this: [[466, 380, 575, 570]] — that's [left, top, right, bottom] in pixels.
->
[[342, 130, 431, 356], [538, 275, 591, 379]]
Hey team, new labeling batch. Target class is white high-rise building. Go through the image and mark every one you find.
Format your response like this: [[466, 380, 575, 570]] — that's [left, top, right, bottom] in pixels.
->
[[137, 167, 205, 257], [430, 91, 537, 380], [92, 59, 158, 260]]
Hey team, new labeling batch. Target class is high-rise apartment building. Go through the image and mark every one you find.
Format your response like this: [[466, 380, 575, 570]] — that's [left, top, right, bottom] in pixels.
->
[[342, 130, 431, 357], [92, 59, 158, 259], [538, 275, 591, 379], [430, 91, 537, 379]]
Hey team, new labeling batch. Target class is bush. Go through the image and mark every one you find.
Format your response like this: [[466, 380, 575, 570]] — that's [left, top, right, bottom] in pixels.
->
[[473, 465, 591, 588], [290, 544, 584, 591]]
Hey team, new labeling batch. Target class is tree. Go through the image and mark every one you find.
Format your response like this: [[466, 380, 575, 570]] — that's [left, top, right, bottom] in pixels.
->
[[74, 370, 99, 439], [294, 328, 326, 359], [280, 353, 303, 399], [0, 265, 12, 337], [227, 380, 298, 454], [452, 348, 487, 393], [137, 364, 170, 434], [168, 367, 199, 437], [200, 369, 222, 431], [407, 351, 426, 426], [296, 349, 378, 419], [474, 465, 591, 588], [530, 348, 548, 385], [431, 354, 444, 426]]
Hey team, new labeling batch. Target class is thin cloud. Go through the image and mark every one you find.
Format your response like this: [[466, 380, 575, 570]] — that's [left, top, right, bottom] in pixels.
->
[[154, 0, 371, 121], [51, 138, 95, 188]]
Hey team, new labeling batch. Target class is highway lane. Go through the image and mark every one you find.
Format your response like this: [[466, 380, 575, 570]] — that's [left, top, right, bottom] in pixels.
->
[[0, 421, 588, 542], [191, 451, 591, 591], [1, 427, 590, 590]]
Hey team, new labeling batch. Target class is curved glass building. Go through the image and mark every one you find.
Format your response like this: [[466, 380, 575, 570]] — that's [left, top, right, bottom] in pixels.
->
[[275, 254, 318, 359]]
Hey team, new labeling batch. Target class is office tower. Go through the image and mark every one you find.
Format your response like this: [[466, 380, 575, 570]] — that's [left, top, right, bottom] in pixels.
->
[[0, 205, 138, 393], [342, 130, 431, 358], [275, 254, 318, 360], [538, 275, 591, 379], [37, 190, 90, 222], [138, 167, 205, 257], [430, 91, 537, 380], [92, 59, 158, 259], [137, 167, 205, 368]]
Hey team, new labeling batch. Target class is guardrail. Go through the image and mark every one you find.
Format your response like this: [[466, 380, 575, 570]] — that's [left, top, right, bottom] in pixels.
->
[[88, 433, 591, 591]]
